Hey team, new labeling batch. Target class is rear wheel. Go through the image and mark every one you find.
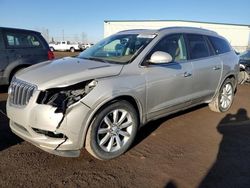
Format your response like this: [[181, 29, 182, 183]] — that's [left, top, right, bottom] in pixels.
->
[[70, 47, 75, 52], [209, 78, 235, 112], [85, 101, 138, 160]]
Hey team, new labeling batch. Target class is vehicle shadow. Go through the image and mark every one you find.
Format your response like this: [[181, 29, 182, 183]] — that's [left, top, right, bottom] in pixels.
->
[[164, 181, 177, 188], [0, 100, 23, 151], [133, 104, 206, 148], [199, 108, 250, 188]]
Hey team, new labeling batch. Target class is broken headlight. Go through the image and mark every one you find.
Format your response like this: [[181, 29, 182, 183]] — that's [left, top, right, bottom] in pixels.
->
[[37, 80, 97, 113]]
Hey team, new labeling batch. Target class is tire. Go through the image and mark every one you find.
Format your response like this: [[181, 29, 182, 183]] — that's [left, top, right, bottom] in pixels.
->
[[85, 101, 139, 160], [209, 78, 235, 113], [70, 47, 75, 52], [50, 47, 54, 51]]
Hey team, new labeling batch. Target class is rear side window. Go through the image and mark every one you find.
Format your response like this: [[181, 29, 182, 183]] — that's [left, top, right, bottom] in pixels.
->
[[4, 31, 41, 48], [186, 34, 210, 59], [208, 36, 231, 54]]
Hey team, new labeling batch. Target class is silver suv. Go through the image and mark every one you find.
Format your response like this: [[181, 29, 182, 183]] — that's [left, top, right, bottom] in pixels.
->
[[7, 27, 239, 160]]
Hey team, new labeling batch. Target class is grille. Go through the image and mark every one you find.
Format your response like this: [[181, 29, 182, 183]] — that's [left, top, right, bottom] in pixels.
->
[[9, 78, 37, 107]]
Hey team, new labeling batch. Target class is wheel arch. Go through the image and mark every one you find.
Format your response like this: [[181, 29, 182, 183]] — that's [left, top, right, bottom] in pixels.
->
[[81, 95, 143, 148], [222, 74, 237, 91], [69, 47, 75, 51], [211, 73, 237, 102], [7, 64, 30, 83]]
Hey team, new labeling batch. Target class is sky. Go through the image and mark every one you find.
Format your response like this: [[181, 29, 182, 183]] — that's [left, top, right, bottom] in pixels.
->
[[0, 0, 249, 43]]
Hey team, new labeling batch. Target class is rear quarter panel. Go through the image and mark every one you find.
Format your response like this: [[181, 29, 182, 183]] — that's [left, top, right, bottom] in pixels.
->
[[220, 51, 239, 84]]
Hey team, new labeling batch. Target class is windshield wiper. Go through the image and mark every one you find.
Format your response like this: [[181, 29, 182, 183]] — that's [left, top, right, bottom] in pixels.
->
[[82, 57, 108, 63]]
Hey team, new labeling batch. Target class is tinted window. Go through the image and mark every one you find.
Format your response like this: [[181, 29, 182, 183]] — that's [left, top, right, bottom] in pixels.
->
[[150, 34, 187, 61], [208, 36, 231, 54], [187, 34, 210, 59], [240, 50, 250, 60], [4, 32, 41, 48]]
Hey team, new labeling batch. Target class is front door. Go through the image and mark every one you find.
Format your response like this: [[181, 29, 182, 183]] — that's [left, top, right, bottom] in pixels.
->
[[144, 34, 194, 120]]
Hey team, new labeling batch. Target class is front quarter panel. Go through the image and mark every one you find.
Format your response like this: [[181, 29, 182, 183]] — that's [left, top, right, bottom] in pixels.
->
[[81, 74, 146, 123]]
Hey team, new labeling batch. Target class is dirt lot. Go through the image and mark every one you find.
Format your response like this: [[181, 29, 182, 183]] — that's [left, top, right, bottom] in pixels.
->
[[1, 52, 250, 188]]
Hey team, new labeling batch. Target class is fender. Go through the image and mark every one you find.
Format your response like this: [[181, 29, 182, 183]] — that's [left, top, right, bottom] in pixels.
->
[[78, 93, 145, 149]]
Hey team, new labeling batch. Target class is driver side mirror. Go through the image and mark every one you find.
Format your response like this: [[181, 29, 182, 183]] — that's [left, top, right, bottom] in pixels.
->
[[148, 51, 173, 64]]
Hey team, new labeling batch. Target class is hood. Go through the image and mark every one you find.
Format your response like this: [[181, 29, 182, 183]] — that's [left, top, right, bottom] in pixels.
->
[[16, 57, 123, 90]]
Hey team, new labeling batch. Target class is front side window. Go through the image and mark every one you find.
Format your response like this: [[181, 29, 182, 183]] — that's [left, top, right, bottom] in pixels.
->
[[78, 34, 155, 64], [187, 34, 210, 59], [4, 32, 41, 48], [208, 36, 231, 54], [148, 34, 187, 61]]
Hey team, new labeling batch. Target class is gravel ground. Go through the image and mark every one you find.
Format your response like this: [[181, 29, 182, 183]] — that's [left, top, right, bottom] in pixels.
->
[[0, 52, 250, 188]]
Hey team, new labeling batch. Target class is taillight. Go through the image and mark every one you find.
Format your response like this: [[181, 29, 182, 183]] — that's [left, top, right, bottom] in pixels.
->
[[48, 50, 55, 60]]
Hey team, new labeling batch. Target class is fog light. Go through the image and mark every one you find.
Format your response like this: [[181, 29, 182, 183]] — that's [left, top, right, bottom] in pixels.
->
[[32, 128, 66, 138]]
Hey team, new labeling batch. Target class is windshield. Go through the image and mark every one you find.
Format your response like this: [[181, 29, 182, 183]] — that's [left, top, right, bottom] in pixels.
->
[[78, 34, 155, 64], [240, 50, 250, 59]]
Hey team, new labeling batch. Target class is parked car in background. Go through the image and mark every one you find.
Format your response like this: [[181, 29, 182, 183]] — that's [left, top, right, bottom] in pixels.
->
[[0, 27, 54, 85], [238, 50, 250, 84], [7, 27, 238, 160], [84, 43, 94, 49], [49, 41, 81, 52], [79, 43, 94, 51]]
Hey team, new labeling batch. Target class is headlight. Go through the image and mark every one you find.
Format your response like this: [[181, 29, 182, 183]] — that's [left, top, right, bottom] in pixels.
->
[[37, 80, 97, 113]]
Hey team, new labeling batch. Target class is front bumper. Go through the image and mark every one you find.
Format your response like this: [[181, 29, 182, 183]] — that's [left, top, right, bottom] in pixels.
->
[[7, 92, 91, 157]]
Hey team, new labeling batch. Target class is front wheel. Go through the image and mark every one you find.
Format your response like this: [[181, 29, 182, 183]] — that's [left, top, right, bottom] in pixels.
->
[[209, 78, 235, 113], [85, 101, 138, 160]]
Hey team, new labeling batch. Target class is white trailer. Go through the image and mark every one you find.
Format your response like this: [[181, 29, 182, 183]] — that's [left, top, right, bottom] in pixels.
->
[[104, 20, 250, 52]]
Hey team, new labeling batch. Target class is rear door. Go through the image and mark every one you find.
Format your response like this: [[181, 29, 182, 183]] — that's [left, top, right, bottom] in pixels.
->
[[3, 30, 48, 68], [185, 34, 222, 102], [145, 34, 194, 120]]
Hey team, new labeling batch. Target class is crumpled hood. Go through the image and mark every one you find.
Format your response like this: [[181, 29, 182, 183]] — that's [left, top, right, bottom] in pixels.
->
[[16, 57, 123, 90]]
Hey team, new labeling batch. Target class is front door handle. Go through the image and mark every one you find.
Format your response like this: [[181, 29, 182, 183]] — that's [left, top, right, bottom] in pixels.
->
[[183, 72, 192, 77], [213, 66, 221, 70]]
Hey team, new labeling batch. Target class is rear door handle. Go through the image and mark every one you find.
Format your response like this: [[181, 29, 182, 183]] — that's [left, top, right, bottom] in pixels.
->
[[183, 72, 192, 77], [213, 66, 221, 70]]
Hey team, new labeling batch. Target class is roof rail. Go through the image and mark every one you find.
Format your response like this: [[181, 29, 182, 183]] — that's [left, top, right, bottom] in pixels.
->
[[158, 26, 217, 34], [117, 29, 150, 33]]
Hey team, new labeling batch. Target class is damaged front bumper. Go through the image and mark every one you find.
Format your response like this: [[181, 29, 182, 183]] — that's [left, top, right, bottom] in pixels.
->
[[6, 93, 91, 157]]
